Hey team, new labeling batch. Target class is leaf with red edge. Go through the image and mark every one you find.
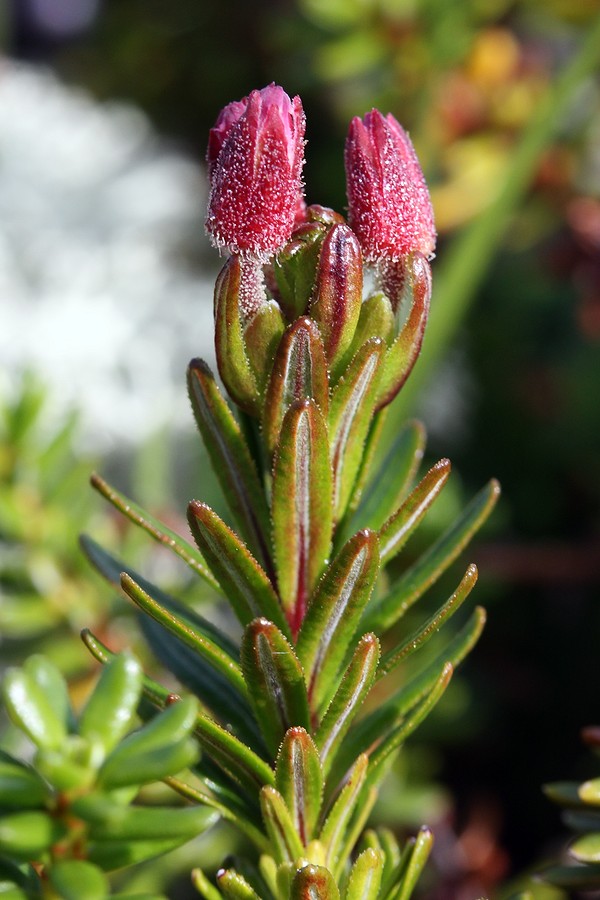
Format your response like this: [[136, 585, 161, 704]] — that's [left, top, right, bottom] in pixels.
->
[[329, 339, 385, 521], [296, 529, 379, 710], [310, 223, 363, 376], [275, 728, 323, 845], [240, 619, 310, 757], [378, 459, 451, 566], [214, 256, 260, 415], [187, 359, 271, 567], [271, 399, 332, 637], [187, 501, 290, 638], [376, 253, 431, 410]]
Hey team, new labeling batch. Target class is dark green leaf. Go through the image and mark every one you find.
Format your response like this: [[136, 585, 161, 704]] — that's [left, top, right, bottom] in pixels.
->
[[296, 530, 379, 711], [90, 473, 219, 591], [272, 399, 333, 636], [263, 316, 329, 457], [364, 479, 500, 634], [0, 755, 49, 809], [378, 459, 451, 566], [329, 339, 385, 521], [89, 836, 188, 872], [187, 501, 290, 637], [275, 728, 323, 845], [274, 223, 326, 320], [315, 634, 380, 776], [187, 360, 272, 567], [120, 573, 247, 699], [543, 781, 590, 809], [341, 420, 425, 542], [539, 864, 600, 889], [99, 739, 198, 790], [83, 804, 218, 842]]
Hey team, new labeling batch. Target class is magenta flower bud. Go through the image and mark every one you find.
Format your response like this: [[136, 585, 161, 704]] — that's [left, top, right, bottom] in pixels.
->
[[345, 109, 436, 264], [206, 84, 306, 260]]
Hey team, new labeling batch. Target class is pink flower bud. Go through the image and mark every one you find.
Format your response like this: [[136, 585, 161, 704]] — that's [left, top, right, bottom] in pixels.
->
[[345, 109, 436, 263], [206, 84, 306, 260]]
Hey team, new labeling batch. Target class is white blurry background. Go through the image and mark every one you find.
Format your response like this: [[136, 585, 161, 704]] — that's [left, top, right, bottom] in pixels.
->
[[0, 60, 217, 451]]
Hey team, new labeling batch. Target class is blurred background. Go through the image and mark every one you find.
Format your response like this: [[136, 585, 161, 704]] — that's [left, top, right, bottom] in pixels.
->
[[2, 0, 600, 897]]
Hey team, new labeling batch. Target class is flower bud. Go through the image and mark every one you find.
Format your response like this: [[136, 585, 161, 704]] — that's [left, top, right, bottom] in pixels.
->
[[206, 84, 306, 260], [345, 109, 436, 264]]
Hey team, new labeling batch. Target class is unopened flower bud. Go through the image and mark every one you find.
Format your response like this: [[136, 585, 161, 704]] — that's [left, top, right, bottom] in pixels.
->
[[345, 109, 436, 264], [206, 84, 306, 260]]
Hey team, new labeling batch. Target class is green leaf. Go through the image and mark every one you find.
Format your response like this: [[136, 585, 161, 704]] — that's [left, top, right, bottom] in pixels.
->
[[2, 665, 67, 750], [564, 810, 600, 832], [240, 620, 311, 757], [290, 865, 340, 900], [187, 501, 290, 638], [539, 863, 600, 890], [120, 573, 247, 699], [319, 754, 368, 869], [378, 459, 451, 566], [275, 728, 323, 845], [376, 254, 431, 410], [364, 479, 500, 634], [310, 223, 363, 375], [168, 777, 270, 853], [48, 862, 108, 900], [543, 781, 589, 808], [366, 664, 453, 791], [388, 827, 433, 900], [341, 420, 425, 541], [243, 300, 286, 391], [214, 255, 260, 415], [193, 715, 276, 796], [333, 787, 378, 881], [99, 740, 198, 790], [326, 608, 486, 788], [273, 223, 327, 320], [296, 530, 380, 711], [90, 473, 219, 591], [192, 867, 225, 900], [217, 868, 262, 900], [188, 360, 272, 567], [340, 292, 395, 369], [80, 802, 218, 842], [570, 833, 600, 863], [379, 564, 479, 676], [345, 848, 383, 900], [22, 656, 71, 734], [89, 836, 188, 872], [79, 652, 143, 756], [272, 399, 333, 636], [260, 786, 304, 864], [0, 811, 65, 860], [0, 754, 49, 809], [580, 779, 600, 806], [263, 316, 330, 457], [329, 339, 385, 520], [315, 634, 380, 777]]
